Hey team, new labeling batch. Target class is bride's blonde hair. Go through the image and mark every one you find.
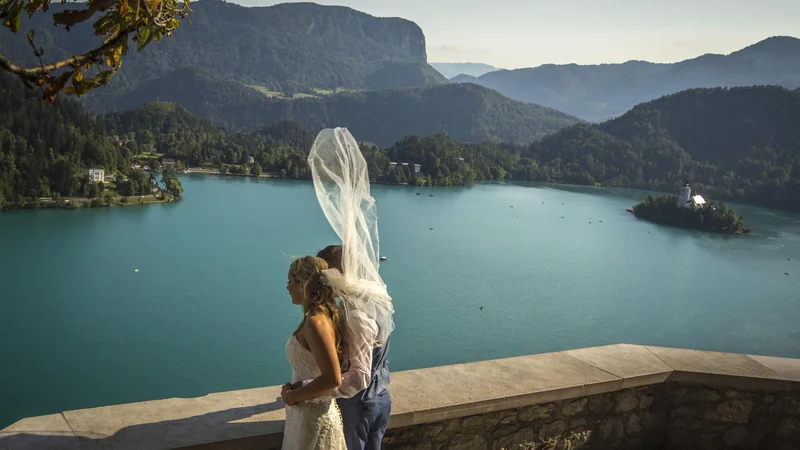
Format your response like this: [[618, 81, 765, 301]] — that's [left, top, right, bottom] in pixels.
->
[[290, 256, 342, 358]]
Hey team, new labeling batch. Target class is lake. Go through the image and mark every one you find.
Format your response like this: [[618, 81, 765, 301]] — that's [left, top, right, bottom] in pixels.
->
[[1, 175, 799, 428]]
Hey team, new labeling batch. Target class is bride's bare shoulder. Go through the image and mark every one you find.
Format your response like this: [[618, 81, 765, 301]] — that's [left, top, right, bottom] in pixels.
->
[[304, 313, 336, 335]]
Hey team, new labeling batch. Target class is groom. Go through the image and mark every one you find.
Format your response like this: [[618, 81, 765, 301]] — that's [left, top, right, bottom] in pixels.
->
[[288, 244, 392, 450]]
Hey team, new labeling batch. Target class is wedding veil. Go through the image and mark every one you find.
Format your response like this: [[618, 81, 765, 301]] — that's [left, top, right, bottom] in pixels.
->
[[307, 128, 394, 348]]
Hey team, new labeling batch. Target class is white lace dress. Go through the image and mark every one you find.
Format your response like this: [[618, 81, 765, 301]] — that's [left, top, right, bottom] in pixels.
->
[[282, 335, 346, 450]]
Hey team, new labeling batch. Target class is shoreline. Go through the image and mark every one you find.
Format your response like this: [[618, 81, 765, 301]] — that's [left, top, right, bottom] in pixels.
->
[[1, 195, 174, 212], [184, 168, 273, 178], [183, 168, 403, 185]]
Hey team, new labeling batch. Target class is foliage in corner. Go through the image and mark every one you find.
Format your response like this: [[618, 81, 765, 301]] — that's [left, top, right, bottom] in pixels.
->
[[0, 0, 190, 103]]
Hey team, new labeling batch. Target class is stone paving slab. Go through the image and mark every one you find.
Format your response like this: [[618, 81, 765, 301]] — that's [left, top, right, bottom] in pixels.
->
[[0, 413, 81, 450], [646, 346, 791, 391], [565, 343, 673, 388], [62, 386, 286, 450], [748, 354, 800, 390], [386, 395, 415, 429]]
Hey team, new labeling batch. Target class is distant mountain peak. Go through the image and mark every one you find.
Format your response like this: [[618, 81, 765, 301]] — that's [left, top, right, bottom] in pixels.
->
[[732, 36, 800, 56], [450, 74, 479, 83], [430, 62, 500, 79]]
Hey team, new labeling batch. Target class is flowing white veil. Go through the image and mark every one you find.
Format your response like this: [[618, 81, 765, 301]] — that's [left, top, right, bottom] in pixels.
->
[[307, 128, 394, 349]]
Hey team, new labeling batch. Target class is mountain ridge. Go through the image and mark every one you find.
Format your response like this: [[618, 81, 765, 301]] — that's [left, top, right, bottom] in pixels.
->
[[110, 67, 580, 146], [455, 36, 800, 121]]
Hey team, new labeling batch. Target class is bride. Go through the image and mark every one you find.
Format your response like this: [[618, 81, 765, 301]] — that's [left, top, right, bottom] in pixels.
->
[[280, 127, 394, 449], [281, 255, 347, 450]]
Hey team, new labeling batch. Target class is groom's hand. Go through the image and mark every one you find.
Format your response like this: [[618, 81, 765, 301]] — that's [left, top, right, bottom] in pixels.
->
[[281, 383, 300, 406], [281, 389, 298, 406]]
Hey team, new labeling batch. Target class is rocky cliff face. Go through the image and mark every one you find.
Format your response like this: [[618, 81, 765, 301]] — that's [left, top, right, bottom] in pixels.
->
[[0, 0, 446, 100]]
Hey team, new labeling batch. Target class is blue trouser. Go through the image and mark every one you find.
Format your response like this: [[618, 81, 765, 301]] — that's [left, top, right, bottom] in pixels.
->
[[336, 389, 392, 450]]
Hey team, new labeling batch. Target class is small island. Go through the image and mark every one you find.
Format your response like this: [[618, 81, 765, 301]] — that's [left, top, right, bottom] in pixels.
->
[[631, 184, 750, 235]]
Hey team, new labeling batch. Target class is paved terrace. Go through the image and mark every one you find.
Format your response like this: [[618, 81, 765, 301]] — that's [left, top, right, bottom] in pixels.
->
[[2, 344, 799, 449]]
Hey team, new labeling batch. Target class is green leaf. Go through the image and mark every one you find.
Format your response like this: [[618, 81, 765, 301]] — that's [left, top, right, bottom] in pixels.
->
[[136, 27, 151, 51], [93, 16, 115, 34]]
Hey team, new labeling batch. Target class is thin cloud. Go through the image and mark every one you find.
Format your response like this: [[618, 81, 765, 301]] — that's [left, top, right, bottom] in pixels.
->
[[429, 44, 492, 62]]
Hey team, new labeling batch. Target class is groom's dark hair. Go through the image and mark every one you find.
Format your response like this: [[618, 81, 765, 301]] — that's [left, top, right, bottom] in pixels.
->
[[317, 245, 343, 272]]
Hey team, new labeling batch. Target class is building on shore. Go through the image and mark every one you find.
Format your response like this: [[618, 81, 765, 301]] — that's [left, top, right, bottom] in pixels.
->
[[390, 162, 422, 177], [85, 168, 105, 183]]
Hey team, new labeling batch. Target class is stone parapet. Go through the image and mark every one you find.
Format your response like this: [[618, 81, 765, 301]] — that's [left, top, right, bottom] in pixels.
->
[[2, 344, 799, 450]]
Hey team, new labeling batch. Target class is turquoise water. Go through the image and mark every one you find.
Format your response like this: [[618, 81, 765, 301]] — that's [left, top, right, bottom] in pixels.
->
[[1, 175, 799, 428]]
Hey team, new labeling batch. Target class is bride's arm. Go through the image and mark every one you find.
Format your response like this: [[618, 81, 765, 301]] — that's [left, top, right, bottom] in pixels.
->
[[282, 314, 342, 405]]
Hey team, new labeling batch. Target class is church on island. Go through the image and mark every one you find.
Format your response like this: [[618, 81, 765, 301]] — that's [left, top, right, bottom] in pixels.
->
[[630, 181, 749, 234], [678, 183, 706, 208]]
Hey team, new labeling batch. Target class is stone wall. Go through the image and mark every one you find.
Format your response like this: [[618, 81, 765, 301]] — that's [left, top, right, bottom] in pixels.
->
[[384, 387, 664, 450], [383, 385, 800, 450], [661, 384, 800, 450]]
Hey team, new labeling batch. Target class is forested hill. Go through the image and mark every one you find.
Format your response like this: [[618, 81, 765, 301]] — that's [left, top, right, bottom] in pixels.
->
[[0, 73, 126, 207], [111, 68, 581, 146], [0, 0, 447, 104], [526, 86, 800, 211]]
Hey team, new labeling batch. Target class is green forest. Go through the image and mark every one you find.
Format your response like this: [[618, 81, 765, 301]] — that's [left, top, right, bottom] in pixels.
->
[[0, 71, 126, 209], [633, 195, 749, 234], [102, 102, 479, 186], [0, 72, 184, 210]]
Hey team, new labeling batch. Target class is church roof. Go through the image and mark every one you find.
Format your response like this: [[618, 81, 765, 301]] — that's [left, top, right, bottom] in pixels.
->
[[692, 195, 706, 205]]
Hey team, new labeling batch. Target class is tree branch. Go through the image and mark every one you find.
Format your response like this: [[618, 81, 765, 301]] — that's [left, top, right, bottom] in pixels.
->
[[0, 29, 130, 82]]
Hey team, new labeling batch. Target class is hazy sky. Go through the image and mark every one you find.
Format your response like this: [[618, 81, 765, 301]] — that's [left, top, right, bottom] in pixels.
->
[[232, 0, 800, 69]]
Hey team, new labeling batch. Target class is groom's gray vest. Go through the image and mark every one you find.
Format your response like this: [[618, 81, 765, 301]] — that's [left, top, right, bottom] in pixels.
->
[[357, 335, 391, 401]]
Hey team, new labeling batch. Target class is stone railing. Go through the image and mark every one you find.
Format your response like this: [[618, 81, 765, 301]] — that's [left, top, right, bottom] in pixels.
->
[[2, 344, 799, 450]]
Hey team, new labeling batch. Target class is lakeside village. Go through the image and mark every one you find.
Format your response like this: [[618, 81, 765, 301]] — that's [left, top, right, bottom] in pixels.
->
[[25, 133, 431, 211], [27, 138, 187, 210], [630, 182, 751, 235], [123, 129, 428, 185], [33, 165, 176, 210]]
